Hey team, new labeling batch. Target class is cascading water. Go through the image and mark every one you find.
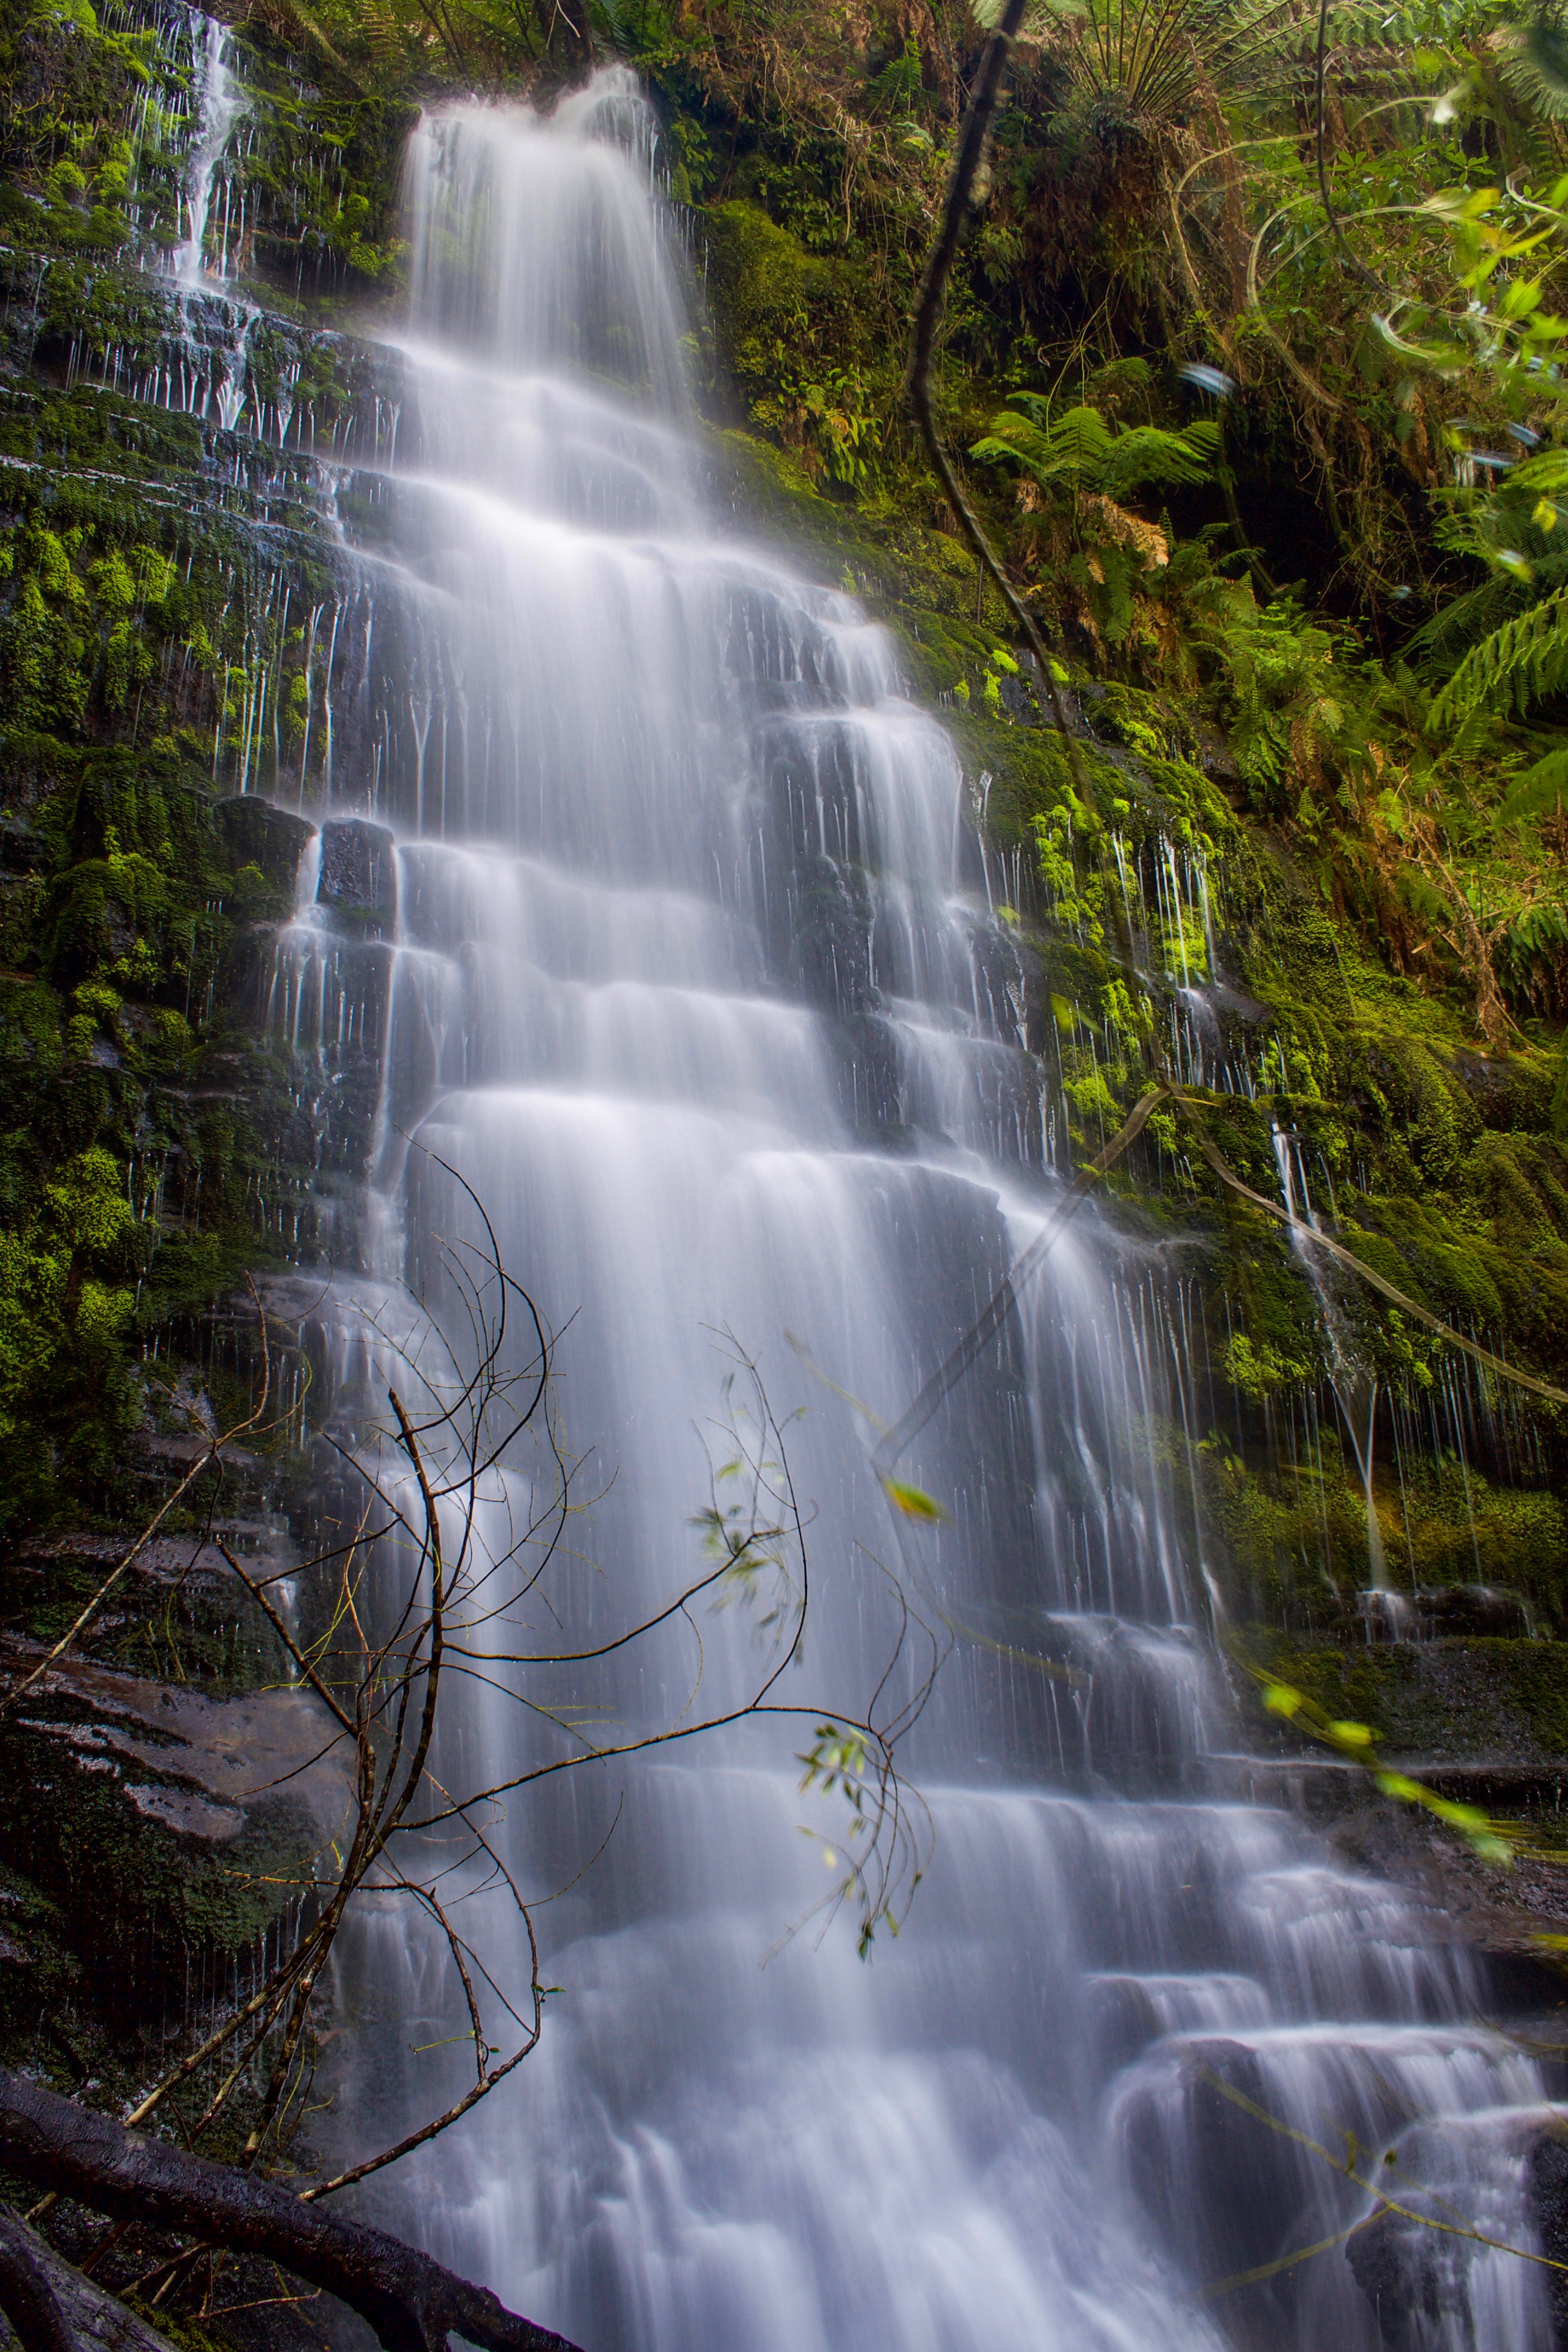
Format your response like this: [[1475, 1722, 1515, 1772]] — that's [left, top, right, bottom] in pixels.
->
[[173, 8, 244, 286], [1272, 1122, 1391, 1596], [263, 73, 1564, 2352]]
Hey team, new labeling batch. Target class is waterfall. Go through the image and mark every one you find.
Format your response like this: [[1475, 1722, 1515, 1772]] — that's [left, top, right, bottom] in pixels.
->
[[174, 7, 244, 286], [1272, 1122, 1390, 1594], [270, 72, 1563, 2352]]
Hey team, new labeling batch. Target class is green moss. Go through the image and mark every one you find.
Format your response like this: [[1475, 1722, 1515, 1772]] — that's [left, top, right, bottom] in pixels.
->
[[0, 1714, 315, 2020], [1242, 1635, 1568, 1763]]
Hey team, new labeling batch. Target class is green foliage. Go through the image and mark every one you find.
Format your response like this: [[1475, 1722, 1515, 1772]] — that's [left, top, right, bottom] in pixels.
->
[[1221, 1331, 1312, 1397], [1014, 0, 1304, 125], [1247, 1632, 1568, 1763], [1431, 581, 1568, 725], [1498, 5, 1568, 124], [881, 1477, 946, 1521], [972, 397, 1219, 498]]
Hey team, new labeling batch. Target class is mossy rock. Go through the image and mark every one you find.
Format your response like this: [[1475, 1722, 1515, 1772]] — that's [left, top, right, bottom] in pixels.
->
[[1242, 1634, 1568, 1764]]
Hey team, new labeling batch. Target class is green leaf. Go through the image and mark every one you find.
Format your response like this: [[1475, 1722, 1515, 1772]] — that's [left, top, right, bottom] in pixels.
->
[[882, 1478, 947, 1521]]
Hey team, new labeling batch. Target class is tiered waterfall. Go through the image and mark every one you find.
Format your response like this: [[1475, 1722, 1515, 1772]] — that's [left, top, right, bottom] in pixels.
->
[[248, 73, 1563, 2352]]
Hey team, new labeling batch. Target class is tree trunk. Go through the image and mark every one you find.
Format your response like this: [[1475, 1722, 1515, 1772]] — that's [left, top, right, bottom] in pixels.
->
[[0, 2077, 582, 2352], [0, 2206, 175, 2352]]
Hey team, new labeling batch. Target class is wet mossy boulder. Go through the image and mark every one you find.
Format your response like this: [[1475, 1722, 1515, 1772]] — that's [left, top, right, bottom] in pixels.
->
[[1243, 1633, 1568, 1764], [214, 795, 315, 900], [316, 817, 396, 932], [0, 1647, 341, 2036]]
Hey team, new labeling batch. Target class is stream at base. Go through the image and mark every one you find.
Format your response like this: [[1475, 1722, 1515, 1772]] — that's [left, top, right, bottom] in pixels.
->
[[233, 70, 1565, 2352]]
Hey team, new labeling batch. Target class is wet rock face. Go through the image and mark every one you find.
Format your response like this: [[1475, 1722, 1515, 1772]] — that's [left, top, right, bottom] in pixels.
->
[[1345, 2203, 1469, 2352], [0, 1631, 347, 2025], [1344, 2117, 1568, 2351], [318, 818, 397, 927], [1417, 1586, 1535, 1639], [215, 795, 315, 894], [1532, 2132, 1568, 2351], [1351, 1586, 1535, 1642]]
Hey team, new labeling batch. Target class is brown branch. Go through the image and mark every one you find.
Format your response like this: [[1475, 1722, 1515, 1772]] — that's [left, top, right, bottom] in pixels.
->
[[1314, 0, 1387, 298], [0, 2077, 581, 2352], [904, 0, 1091, 788]]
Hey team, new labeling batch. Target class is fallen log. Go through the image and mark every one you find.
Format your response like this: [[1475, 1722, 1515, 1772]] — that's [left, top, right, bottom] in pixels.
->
[[0, 2075, 582, 2352], [0, 2205, 177, 2352]]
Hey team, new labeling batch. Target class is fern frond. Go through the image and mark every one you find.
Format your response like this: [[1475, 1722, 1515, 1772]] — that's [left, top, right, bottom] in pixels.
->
[[1043, 405, 1119, 475], [1430, 584, 1568, 727], [970, 402, 1215, 496], [1101, 418, 1218, 494], [969, 428, 1038, 470], [1398, 867, 1453, 923], [1499, 4, 1568, 120], [1499, 745, 1568, 821], [1498, 447, 1568, 498], [353, 0, 402, 63], [1406, 577, 1522, 662], [1317, 2, 1427, 43]]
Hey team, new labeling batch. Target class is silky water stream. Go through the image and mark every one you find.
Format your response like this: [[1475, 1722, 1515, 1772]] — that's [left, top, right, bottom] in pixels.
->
[[249, 74, 1566, 2352]]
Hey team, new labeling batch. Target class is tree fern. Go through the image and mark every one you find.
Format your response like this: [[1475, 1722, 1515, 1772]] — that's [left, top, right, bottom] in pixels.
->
[[1009, 0, 1301, 119], [354, 0, 404, 66], [1316, 2, 1429, 47]]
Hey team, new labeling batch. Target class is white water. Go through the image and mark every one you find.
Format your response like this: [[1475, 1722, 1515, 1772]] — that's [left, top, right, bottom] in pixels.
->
[[252, 73, 1564, 2352], [172, 8, 244, 286], [1272, 1122, 1390, 1592]]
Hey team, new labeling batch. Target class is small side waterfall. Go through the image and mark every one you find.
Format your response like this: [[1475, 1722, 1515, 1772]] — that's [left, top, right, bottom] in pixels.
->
[[173, 8, 244, 285], [1273, 1122, 1390, 1593], [256, 73, 1564, 2352]]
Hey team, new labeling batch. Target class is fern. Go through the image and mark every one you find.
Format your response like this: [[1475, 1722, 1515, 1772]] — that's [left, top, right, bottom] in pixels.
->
[[970, 401, 1218, 496], [1505, 449, 1568, 500], [1430, 584, 1568, 727], [1317, 3, 1428, 44], [1499, 3, 1568, 120], [1398, 867, 1453, 924], [354, 0, 403, 64], [1499, 743, 1568, 821]]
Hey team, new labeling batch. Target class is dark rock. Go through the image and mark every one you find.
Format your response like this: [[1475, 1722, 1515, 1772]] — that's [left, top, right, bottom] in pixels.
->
[[1207, 979, 1272, 1025], [318, 817, 397, 924], [1530, 2129, 1568, 2350], [1353, 1589, 1421, 1643], [214, 794, 315, 892], [1417, 1584, 1534, 1638], [1191, 719, 1241, 785], [0, 812, 46, 874], [1345, 2201, 1475, 2351], [1344, 1585, 1535, 1642]]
